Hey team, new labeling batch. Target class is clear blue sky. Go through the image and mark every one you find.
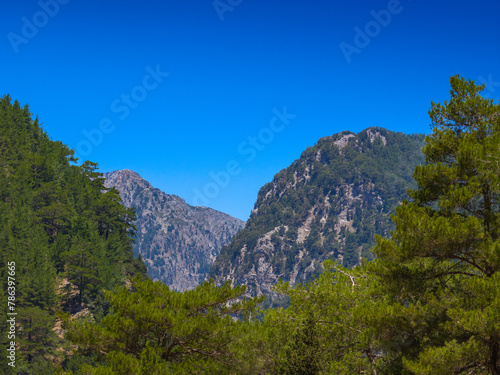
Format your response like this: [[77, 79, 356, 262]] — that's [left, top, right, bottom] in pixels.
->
[[1, 0, 499, 221]]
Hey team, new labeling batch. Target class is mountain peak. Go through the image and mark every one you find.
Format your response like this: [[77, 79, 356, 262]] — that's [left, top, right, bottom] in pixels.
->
[[105, 169, 146, 182], [104, 169, 156, 207]]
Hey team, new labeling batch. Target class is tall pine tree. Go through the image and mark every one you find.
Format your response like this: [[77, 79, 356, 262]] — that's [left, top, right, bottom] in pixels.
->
[[371, 76, 500, 373]]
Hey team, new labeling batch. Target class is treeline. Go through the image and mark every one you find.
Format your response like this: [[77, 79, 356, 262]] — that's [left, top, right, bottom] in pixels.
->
[[0, 95, 147, 374], [64, 76, 500, 374]]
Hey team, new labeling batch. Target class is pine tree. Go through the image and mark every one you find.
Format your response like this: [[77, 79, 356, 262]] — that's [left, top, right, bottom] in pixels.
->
[[370, 76, 500, 374], [63, 276, 263, 374], [258, 261, 384, 375]]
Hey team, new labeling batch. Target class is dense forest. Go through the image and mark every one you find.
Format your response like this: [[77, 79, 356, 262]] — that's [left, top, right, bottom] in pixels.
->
[[1, 75, 500, 374], [0, 95, 147, 374]]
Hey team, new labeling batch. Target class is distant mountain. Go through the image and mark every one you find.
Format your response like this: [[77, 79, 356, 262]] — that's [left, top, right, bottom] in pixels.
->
[[103, 170, 245, 291], [209, 128, 426, 302]]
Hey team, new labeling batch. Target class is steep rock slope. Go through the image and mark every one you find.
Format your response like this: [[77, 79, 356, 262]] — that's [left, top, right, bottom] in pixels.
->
[[209, 128, 426, 300], [104, 170, 244, 291]]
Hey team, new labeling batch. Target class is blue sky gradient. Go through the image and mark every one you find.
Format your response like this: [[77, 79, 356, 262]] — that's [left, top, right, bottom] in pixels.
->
[[1, 0, 499, 220]]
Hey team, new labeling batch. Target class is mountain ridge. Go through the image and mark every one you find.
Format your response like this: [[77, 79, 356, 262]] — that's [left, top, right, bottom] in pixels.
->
[[209, 127, 426, 302], [104, 169, 245, 291]]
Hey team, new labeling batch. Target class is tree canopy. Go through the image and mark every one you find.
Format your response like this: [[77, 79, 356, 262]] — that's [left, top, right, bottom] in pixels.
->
[[63, 277, 263, 374]]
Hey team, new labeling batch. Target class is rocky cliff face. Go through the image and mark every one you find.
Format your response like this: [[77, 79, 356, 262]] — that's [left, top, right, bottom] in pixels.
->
[[103, 170, 245, 291], [209, 128, 426, 302]]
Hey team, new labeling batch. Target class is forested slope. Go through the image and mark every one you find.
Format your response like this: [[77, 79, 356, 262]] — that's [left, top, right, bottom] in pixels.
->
[[0, 95, 147, 373], [209, 127, 426, 301]]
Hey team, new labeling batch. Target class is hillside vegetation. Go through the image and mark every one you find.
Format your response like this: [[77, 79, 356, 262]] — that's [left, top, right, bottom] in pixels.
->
[[0, 95, 147, 373], [209, 127, 426, 301]]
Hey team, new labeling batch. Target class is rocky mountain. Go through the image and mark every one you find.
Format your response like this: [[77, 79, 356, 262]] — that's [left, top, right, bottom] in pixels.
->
[[103, 170, 245, 291], [208, 128, 426, 302]]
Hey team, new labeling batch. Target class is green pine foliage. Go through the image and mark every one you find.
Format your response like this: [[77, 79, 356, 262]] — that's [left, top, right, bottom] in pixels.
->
[[216, 76, 500, 374], [259, 261, 383, 374], [63, 276, 263, 374], [368, 75, 500, 373], [0, 95, 147, 373]]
